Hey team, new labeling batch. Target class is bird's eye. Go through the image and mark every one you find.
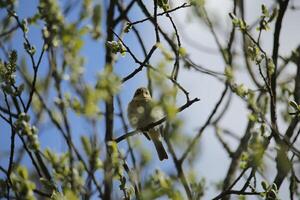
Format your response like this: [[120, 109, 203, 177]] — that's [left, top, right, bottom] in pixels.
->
[[134, 89, 142, 96]]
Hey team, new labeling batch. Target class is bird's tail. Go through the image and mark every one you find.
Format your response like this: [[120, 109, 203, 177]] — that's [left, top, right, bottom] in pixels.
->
[[149, 129, 168, 161], [153, 139, 168, 161]]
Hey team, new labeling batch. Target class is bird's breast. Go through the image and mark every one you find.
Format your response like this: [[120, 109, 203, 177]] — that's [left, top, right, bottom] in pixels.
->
[[128, 100, 154, 128]]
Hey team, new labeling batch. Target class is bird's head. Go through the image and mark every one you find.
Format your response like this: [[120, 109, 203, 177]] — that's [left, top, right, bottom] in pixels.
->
[[133, 87, 151, 100]]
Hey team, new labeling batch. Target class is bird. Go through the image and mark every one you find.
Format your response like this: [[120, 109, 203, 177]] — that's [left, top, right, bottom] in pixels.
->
[[127, 87, 168, 161]]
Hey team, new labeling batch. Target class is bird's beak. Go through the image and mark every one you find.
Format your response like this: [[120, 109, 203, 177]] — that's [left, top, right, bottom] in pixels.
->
[[142, 92, 147, 98]]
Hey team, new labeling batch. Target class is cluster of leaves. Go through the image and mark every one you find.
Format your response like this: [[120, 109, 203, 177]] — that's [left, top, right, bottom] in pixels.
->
[[38, 0, 64, 48], [157, 0, 170, 12], [190, 178, 206, 199], [142, 170, 183, 199], [106, 41, 126, 56], [156, 42, 174, 61], [81, 136, 103, 169], [225, 66, 251, 99], [65, 68, 121, 117], [230, 4, 276, 33], [79, 0, 102, 39], [189, 0, 205, 17], [108, 141, 136, 199], [230, 5, 277, 77], [43, 149, 85, 195], [14, 113, 40, 150], [91, 4, 102, 39], [240, 132, 266, 170], [124, 22, 132, 33], [10, 166, 36, 200], [149, 64, 178, 120], [247, 42, 275, 76], [259, 4, 278, 31], [225, 66, 263, 122], [38, 0, 103, 84], [247, 43, 263, 64], [0, 0, 15, 8], [0, 51, 24, 96], [229, 13, 248, 32]]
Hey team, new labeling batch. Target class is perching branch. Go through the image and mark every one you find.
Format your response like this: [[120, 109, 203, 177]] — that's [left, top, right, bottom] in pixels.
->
[[115, 97, 200, 143]]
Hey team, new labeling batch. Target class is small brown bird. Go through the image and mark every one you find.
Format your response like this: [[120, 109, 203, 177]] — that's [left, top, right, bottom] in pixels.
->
[[127, 87, 168, 161]]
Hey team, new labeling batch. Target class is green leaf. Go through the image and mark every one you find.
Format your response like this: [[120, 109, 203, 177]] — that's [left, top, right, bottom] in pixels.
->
[[21, 19, 29, 33], [51, 191, 65, 200], [261, 4, 269, 17], [81, 136, 92, 156], [92, 4, 101, 27], [17, 166, 28, 179], [40, 177, 56, 190], [268, 8, 278, 23], [64, 190, 79, 200], [224, 66, 234, 82], [179, 47, 187, 57], [267, 58, 275, 75], [261, 181, 268, 191], [124, 22, 132, 33]]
